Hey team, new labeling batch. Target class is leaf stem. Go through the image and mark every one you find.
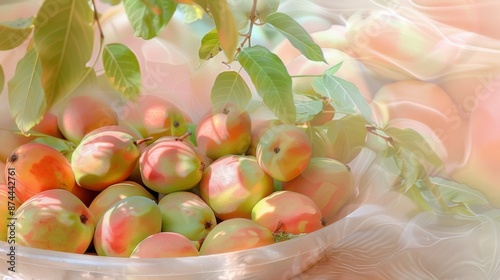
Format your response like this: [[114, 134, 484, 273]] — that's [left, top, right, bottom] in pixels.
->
[[290, 74, 323, 78], [91, 0, 104, 41], [238, 0, 258, 49], [366, 124, 393, 144]]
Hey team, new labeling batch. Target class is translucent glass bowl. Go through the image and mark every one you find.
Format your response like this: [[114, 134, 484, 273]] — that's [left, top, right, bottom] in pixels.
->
[[0, 222, 335, 279]]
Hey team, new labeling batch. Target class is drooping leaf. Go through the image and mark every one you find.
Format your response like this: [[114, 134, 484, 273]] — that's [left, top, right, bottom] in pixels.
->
[[265, 12, 325, 63], [385, 127, 444, 173], [430, 177, 491, 215], [33, 0, 94, 106], [102, 43, 142, 100], [0, 17, 33, 50], [123, 0, 177, 40], [0, 64, 4, 94], [404, 181, 434, 212], [208, 0, 238, 62], [32, 136, 76, 154], [210, 71, 251, 113], [238, 45, 295, 124], [393, 146, 427, 192], [312, 75, 373, 122], [7, 47, 46, 134], [179, 3, 205, 23], [199, 28, 220, 60], [318, 114, 367, 163], [362, 144, 436, 212]]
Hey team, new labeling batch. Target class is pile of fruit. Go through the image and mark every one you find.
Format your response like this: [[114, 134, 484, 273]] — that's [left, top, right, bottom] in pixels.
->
[[4, 2, 500, 278], [1, 93, 354, 258]]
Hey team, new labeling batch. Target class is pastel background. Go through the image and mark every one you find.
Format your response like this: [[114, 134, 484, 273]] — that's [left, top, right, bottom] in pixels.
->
[[1, 0, 500, 279]]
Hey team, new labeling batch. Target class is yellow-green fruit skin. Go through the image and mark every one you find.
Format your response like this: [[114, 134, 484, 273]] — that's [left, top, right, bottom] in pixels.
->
[[282, 157, 354, 220], [93, 196, 162, 257], [130, 232, 200, 258], [158, 191, 216, 241], [140, 140, 203, 194], [14, 189, 95, 254], [82, 125, 147, 184], [118, 95, 190, 140], [256, 124, 312, 182], [199, 218, 274, 255], [196, 105, 252, 160], [252, 191, 324, 235], [199, 155, 274, 220], [5, 142, 75, 204], [246, 119, 282, 157], [57, 95, 118, 144], [0, 161, 5, 184], [88, 181, 156, 223], [71, 131, 141, 191]]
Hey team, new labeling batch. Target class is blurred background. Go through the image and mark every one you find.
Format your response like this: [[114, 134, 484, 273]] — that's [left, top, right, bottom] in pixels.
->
[[1, 0, 500, 279]]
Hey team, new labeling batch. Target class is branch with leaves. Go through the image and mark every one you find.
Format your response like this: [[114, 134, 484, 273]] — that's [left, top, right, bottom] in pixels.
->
[[0, 0, 493, 218]]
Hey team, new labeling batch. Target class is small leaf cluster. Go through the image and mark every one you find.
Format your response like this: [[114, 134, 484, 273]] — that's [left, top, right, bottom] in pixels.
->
[[1, 0, 147, 134]]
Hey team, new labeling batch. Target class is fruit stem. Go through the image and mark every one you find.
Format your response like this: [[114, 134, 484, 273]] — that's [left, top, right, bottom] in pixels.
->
[[135, 137, 154, 146], [366, 124, 393, 144], [273, 221, 283, 234], [238, 0, 258, 50], [80, 214, 88, 224], [321, 97, 333, 105], [177, 131, 193, 142]]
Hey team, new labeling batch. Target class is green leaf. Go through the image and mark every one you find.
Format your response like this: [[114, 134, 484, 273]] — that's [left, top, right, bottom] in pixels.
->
[[208, 0, 238, 62], [0, 64, 4, 94], [404, 182, 434, 212], [324, 61, 343, 76], [100, 0, 122, 5], [312, 75, 373, 122], [33, 0, 94, 106], [265, 12, 325, 63], [199, 28, 220, 60], [385, 127, 444, 172], [0, 17, 33, 50], [7, 47, 46, 134], [70, 67, 98, 96], [394, 146, 427, 191], [102, 43, 142, 100], [210, 71, 251, 113], [295, 98, 323, 122], [245, 99, 264, 114], [375, 146, 434, 210], [318, 114, 366, 163], [430, 177, 491, 214], [193, 0, 208, 9], [123, 0, 177, 40], [179, 3, 205, 23], [303, 124, 329, 158], [32, 136, 76, 154], [238, 45, 295, 124]]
